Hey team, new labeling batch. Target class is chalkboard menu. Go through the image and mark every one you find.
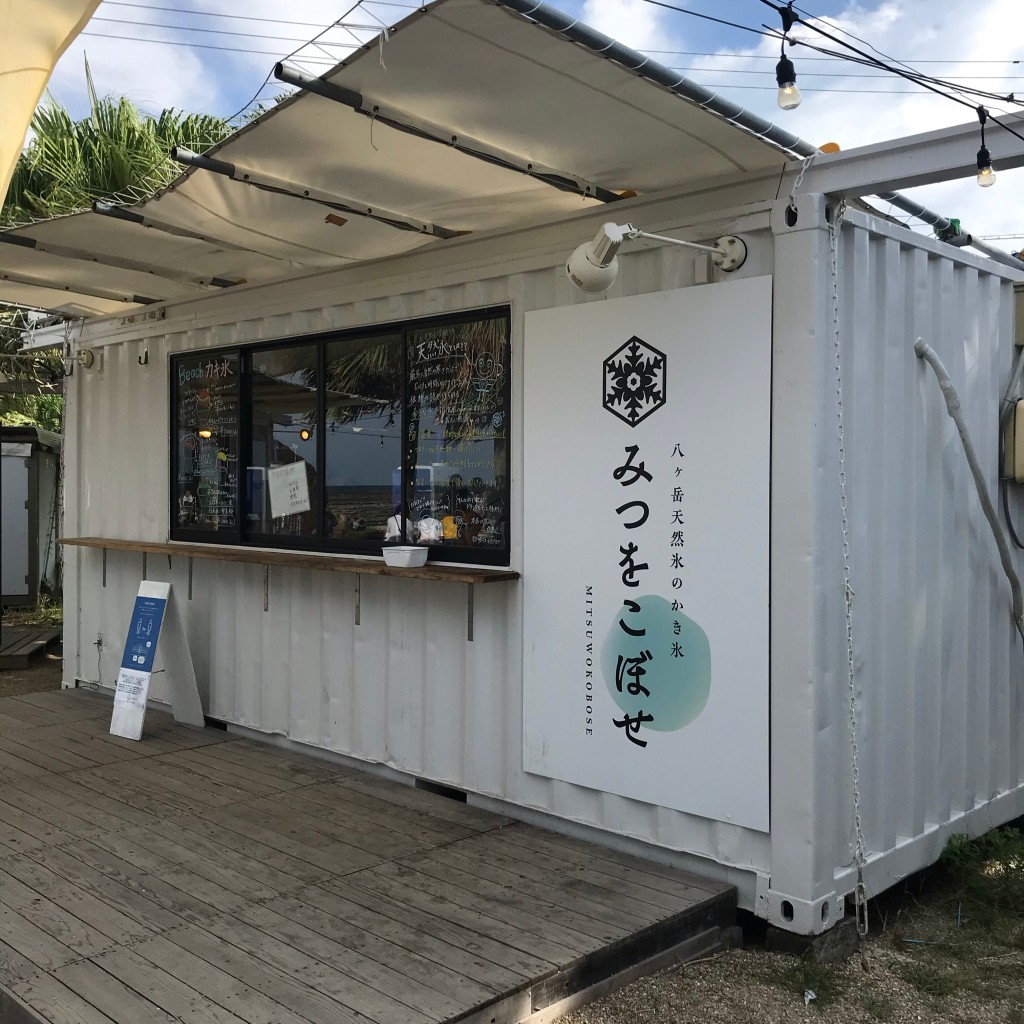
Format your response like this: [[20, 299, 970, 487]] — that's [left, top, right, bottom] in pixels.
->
[[173, 351, 240, 534], [406, 316, 509, 550]]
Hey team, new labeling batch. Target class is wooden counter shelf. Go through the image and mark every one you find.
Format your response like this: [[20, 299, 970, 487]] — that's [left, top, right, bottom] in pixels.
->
[[60, 537, 519, 640]]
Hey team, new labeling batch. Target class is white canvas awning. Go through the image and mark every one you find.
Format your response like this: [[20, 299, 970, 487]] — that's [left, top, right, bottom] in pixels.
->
[[0, 0, 795, 319]]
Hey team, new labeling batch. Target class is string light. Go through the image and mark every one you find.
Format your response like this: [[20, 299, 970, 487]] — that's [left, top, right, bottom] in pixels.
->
[[775, 3, 801, 110], [976, 106, 996, 187]]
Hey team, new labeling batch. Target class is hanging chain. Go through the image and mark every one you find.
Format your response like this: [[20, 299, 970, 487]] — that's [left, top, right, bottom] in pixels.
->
[[788, 152, 817, 211], [828, 202, 869, 939], [55, 320, 75, 597]]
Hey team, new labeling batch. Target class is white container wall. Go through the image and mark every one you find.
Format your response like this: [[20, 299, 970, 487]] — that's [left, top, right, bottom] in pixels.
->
[[62, 191, 1024, 932]]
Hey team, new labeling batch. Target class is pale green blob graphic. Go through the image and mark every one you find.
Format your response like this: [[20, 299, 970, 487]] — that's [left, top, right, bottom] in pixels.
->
[[602, 595, 711, 733]]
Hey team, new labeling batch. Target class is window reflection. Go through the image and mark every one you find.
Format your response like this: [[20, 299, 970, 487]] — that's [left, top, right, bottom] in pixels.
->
[[247, 345, 320, 537], [406, 317, 509, 551], [324, 334, 403, 546]]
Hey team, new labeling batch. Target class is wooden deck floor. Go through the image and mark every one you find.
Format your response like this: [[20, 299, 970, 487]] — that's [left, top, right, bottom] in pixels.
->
[[0, 627, 60, 670], [0, 689, 735, 1024]]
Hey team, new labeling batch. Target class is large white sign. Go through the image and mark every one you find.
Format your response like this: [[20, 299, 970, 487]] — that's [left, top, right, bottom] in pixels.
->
[[523, 277, 771, 832]]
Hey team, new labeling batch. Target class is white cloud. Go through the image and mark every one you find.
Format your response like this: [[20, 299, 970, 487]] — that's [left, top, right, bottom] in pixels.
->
[[581, 0, 673, 52], [660, 0, 1024, 243]]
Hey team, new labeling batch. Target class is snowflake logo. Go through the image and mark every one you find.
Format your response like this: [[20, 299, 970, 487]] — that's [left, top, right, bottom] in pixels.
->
[[603, 336, 667, 427]]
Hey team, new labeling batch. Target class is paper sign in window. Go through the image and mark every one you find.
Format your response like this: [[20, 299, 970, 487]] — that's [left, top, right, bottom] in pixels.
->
[[268, 461, 311, 518]]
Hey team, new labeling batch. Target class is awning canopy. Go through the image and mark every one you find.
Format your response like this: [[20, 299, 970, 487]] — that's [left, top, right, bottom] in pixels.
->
[[0, 0, 793, 319]]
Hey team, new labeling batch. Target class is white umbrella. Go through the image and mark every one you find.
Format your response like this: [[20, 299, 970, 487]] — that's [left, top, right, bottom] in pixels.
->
[[0, 0, 101, 206]]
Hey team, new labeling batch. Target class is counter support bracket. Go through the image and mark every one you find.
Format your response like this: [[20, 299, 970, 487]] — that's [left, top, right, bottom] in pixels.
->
[[354, 575, 361, 626], [142, 553, 147, 580], [102, 548, 107, 588], [467, 585, 474, 642], [188, 558, 193, 600], [263, 565, 270, 612]]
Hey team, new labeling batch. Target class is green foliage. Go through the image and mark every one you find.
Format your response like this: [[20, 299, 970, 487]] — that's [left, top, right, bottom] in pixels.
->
[[0, 310, 63, 431], [940, 828, 1024, 913], [2, 92, 231, 225], [0, 79, 233, 431], [2, 596, 62, 628]]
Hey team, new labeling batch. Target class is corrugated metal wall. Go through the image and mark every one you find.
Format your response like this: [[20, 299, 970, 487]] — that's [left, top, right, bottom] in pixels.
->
[[811, 210, 1024, 902], [64, 195, 1024, 921]]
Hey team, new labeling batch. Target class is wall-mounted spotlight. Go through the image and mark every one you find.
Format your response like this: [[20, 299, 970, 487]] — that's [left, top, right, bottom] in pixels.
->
[[566, 222, 747, 294]]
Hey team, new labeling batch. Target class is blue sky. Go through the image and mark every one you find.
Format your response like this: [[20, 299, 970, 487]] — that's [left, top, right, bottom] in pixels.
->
[[44, 0, 1024, 245]]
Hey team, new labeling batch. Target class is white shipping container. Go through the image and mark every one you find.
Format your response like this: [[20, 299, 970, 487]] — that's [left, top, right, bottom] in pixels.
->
[[61, 185, 1024, 936]]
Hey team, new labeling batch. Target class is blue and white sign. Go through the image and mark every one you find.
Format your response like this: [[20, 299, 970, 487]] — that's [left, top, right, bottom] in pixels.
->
[[121, 593, 167, 674], [110, 579, 204, 740]]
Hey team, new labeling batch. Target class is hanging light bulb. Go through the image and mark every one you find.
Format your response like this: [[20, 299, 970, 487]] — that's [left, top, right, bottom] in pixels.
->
[[299, 428, 311, 441], [977, 146, 996, 187], [976, 106, 996, 188], [775, 3, 801, 111], [776, 55, 801, 110]]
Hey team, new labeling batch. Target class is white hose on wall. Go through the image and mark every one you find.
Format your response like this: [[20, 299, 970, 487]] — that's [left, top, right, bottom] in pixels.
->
[[914, 338, 1024, 646]]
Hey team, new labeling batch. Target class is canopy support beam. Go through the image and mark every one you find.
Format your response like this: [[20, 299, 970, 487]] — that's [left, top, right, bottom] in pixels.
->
[[172, 148, 463, 240], [0, 231, 239, 290], [274, 63, 622, 205], [0, 269, 158, 306]]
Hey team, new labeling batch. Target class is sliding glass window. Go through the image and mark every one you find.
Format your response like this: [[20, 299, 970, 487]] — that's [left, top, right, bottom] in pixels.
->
[[170, 307, 510, 565]]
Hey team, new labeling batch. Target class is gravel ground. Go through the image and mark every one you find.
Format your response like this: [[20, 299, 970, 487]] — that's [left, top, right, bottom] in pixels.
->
[[561, 928, 1024, 1024]]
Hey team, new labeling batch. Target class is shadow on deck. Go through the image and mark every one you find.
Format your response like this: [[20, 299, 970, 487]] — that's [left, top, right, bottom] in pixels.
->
[[0, 688, 735, 1024]]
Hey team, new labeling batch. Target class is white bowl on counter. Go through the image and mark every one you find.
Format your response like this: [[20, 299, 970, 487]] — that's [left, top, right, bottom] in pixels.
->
[[382, 546, 428, 568]]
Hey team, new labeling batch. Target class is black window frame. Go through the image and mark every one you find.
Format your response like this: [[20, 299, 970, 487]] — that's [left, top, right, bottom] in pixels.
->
[[170, 305, 512, 566]]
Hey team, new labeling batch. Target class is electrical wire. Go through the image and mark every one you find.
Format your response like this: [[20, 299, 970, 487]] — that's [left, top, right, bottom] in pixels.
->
[[642, 50, 1024, 64], [91, 16, 338, 44], [640, 0, 775, 38], [79, 30, 342, 61], [100, 0, 417, 23]]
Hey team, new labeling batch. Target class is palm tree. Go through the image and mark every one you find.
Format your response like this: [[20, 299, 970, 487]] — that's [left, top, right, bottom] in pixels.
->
[[2, 93, 231, 226], [1, 74, 233, 426]]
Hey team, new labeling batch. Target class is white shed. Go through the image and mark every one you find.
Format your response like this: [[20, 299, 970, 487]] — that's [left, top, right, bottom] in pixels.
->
[[10, 0, 1024, 937]]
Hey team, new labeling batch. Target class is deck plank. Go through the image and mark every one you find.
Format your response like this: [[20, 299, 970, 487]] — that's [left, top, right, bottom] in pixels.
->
[[9, 971, 120, 1024], [0, 864, 116, 957], [130, 932, 359, 1024], [0, 689, 735, 1024], [406, 849, 620, 944], [334, 865, 572, 968], [194, 803, 384, 875], [282, 884, 526, 993], [201, 911, 431, 1024], [0, 855, 153, 947], [334, 775, 512, 831], [331, 881, 548, 981], [223, 905, 450, 1022], [258, 893, 499, 1007], [159, 813, 333, 887], [89, 947, 252, 1024], [24, 847, 190, 935], [197, 740, 353, 785], [0, 902, 81, 971], [52, 960, 179, 1024], [62, 841, 245, 926]]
